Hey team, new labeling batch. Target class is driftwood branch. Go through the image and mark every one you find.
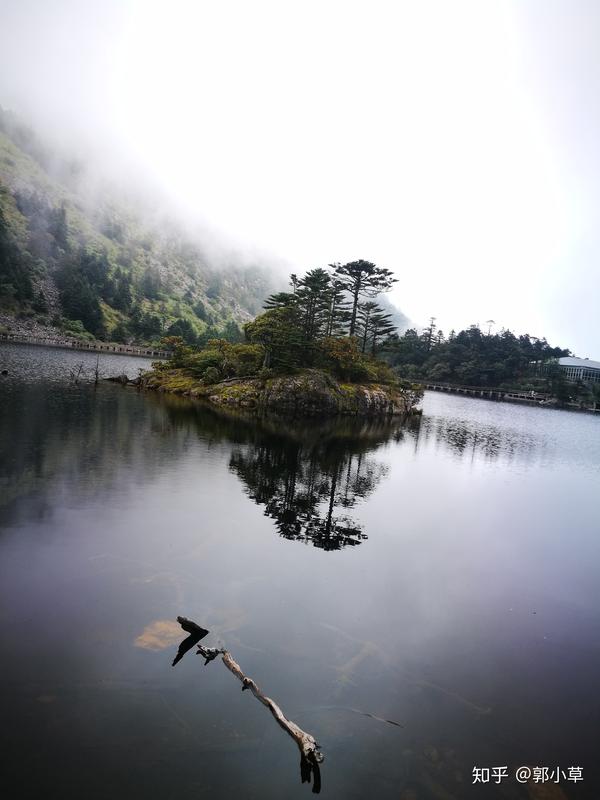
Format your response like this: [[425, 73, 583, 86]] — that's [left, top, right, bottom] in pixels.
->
[[174, 616, 323, 793], [172, 616, 209, 666]]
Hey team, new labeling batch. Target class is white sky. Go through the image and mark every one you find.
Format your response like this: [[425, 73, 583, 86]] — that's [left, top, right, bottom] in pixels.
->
[[0, 0, 598, 354]]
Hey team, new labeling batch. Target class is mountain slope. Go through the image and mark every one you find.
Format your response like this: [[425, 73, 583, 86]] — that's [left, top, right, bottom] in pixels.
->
[[0, 107, 274, 344]]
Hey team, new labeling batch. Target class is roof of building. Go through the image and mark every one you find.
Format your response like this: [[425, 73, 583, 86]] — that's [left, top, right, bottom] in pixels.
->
[[559, 356, 600, 370]]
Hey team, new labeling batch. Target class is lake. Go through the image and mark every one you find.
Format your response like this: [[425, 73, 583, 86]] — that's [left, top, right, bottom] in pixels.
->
[[1, 342, 599, 799]]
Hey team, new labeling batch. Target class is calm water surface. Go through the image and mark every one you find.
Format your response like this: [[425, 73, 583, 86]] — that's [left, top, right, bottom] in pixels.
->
[[1, 343, 599, 799]]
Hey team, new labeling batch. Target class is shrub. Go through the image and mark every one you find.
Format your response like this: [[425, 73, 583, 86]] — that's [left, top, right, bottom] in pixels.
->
[[160, 336, 196, 367], [202, 366, 220, 385], [186, 348, 224, 377], [371, 360, 397, 384], [317, 337, 377, 382], [227, 343, 264, 375], [258, 366, 274, 381]]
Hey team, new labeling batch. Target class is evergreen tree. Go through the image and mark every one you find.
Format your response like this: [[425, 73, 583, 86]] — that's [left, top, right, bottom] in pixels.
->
[[368, 308, 396, 355], [265, 269, 350, 357], [56, 265, 105, 337], [222, 320, 244, 342], [245, 307, 303, 369], [48, 203, 69, 252], [357, 302, 396, 354], [113, 276, 133, 311], [328, 260, 397, 336], [294, 268, 333, 344], [140, 268, 162, 299], [0, 206, 33, 302], [111, 321, 130, 343], [324, 278, 351, 337], [79, 248, 110, 290], [388, 321, 570, 387], [193, 300, 207, 320], [166, 317, 197, 344]]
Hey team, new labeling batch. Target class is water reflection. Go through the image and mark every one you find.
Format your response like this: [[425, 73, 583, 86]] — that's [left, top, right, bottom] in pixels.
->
[[0, 380, 180, 525], [3, 364, 600, 799], [230, 442, 383, 550], [417, 413, 539, 462], [0, 374, 412, 550], [162, 400, 412, 550], [416, 393, 599, 473]]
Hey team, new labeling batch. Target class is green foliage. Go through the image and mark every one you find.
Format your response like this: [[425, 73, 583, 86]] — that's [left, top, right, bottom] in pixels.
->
[[226, 342, 264, 374], [131, 305, 163, 339], [193, 300, 207, 320], [264, 267, 353, 352], [166, 317, 197, 344], [243, 262, 401, 382], [221, 319, 244, 342], [62, 318, 93, 338], [140, 268, 162, 299], [56, 259, 105, 338], [387, 323, 570, 389], [244, 307, 303, 370], [112, 274, 132, 311], [317, 337, 378, 382], [0, 112, 277, 341], [1, 112, 405, 355], [258, 366, 274, 381], [202, 366, 221, 385], [160, 336, 195, 367], [589, 383, 600, 409], [0, 204, 33, 302], [185, 347, 224, 376], [111, 321, 129, 343], [167, 338, 265, 381], [356, 301, 396, 354], [544, 361, 572, 404]]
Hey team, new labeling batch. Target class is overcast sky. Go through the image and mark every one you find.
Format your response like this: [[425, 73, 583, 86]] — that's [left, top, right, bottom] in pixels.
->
[[0, 0, 598, 354]]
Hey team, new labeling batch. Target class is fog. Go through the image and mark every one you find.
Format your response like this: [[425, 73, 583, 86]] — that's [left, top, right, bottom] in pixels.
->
[[0, 0, 598, 353]]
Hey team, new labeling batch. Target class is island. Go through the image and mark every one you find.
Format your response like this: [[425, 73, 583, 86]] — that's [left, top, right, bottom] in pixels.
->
[[138, 262, 423, 417]]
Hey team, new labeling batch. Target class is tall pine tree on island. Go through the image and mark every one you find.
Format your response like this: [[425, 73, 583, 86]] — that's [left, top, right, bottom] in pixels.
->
[[328, 260, 397, 336]]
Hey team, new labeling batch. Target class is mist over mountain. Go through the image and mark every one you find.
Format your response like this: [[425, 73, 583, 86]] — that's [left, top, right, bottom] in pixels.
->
[[0, 106, 411, 344], [0, 107, 280, 342]]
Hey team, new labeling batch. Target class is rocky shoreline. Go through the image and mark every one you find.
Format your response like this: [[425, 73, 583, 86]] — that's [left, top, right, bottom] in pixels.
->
[[130, 367, 423, 417]]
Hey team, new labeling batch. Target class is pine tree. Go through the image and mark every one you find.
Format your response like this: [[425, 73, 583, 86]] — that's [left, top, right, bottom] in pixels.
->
[[49, 203, 69, 253], [368, 308, 396, 354], [357, 301, 396, 354], [356, 301, 378, 353], [328, 260, 397, 336], [0, 206, 33, 302], [324, 278, 351, 337]]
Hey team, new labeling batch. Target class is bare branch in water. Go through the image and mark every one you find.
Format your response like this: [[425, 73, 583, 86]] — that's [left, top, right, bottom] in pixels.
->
[[173, 616, 323, 793], [172, 616, 209, 666]]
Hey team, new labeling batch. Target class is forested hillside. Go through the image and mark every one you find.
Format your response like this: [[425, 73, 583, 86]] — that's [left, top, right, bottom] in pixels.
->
[[0, 107, 274, 344]]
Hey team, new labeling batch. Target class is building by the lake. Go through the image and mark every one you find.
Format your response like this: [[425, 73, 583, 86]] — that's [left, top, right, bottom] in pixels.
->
[[557, 357, 600, 383]]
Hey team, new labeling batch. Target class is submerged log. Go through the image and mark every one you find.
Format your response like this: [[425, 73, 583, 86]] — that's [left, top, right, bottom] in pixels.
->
[[174, 616, 323, 793]]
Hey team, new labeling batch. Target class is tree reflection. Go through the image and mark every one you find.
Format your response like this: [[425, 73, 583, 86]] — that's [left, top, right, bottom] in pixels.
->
[[0, 378, 416, 547], [155, 397, 419, 550], [416, 414, 538, 463], [229, 428, 390, 550]]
